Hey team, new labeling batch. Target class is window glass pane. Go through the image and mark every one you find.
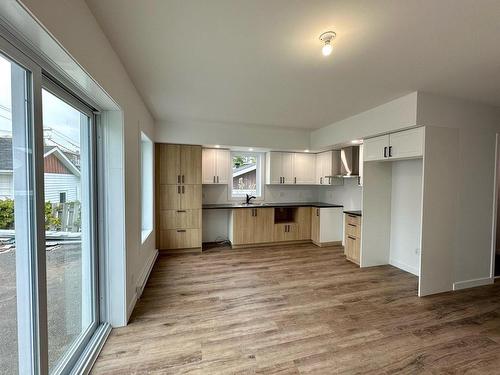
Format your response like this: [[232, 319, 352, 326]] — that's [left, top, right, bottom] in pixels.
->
[[42, 89, 94, 372], [0, 53, 33, 375], [231, 153, 260, 197]]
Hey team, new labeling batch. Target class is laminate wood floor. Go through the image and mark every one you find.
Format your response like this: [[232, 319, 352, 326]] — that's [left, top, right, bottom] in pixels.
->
[[92, 243, 500, 374]]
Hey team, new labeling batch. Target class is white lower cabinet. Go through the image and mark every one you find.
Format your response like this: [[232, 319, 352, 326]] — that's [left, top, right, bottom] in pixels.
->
[[311, 207, 343, 245]]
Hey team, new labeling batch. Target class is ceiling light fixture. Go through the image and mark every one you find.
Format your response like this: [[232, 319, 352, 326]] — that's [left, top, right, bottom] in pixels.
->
[[215, 145, 220, 148], [304, 149, 310, 153], [351, 139, 362, 144], [249, 148, 254, 151], [319, 31, 336, 57]]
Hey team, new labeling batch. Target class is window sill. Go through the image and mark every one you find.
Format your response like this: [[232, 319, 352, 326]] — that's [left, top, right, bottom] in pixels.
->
[[141, 229, 152, 244]]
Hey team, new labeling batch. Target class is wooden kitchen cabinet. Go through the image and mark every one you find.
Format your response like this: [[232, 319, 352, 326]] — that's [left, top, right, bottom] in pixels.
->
[[344, 213, 361, 264], [160, 209, 201, 230], [231, 208, 274, 245], [266, 152, 294, 184], [202, 148, 230, 184], [158, 184, 202, 210], [296, 207, 311, 240], [156, 143, 202, 251], [274, 223, 298, 242]]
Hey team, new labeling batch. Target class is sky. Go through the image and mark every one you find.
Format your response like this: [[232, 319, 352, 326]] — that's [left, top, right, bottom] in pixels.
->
[[0, 54, 83, 149]]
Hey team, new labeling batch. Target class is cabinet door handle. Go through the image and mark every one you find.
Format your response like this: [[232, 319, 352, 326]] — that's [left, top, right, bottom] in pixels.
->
[[177, 186, 181, 194], [254, 209, 257, 217], [177, 175, 181, 183], [317, 209, 320, 217], [177, 229, 186, 233], [182, 186, 185, 194], [348, 223, 356, 227], [213, 176, 216, 183], [176, 210, 186, 213], [294, 177, 297, 184], [384, 146, 388, 158], [348, 215, 357, 218], [389, 146, 392, 157], [217, 176, 219, 183], [348, 236, 356, 240], [320, 177, 323, 184], [182, 175, 185, 183]]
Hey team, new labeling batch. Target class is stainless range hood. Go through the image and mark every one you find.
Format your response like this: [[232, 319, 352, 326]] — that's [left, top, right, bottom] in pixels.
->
[[326, 146, 359, 178]]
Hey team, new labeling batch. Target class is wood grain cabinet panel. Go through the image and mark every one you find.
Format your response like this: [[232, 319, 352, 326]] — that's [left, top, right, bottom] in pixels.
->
[[232, 208, 274, 245], [180, 145, 202, 184], [156, 143, 181, 184], [274, 223, 298, 242], [159, 229, 201, 249], [311, 208, 320, 243], [344, 214, 361, 265], [296, 207, 311, 240], [159, 185, 182, 210], [160, 209, 201, 230]]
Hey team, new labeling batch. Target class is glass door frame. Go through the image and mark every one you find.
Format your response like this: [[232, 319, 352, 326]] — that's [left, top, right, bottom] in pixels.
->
[[41, 77, 100, 374], [0, 33, 101, 375], [0, 32, 48, 375]]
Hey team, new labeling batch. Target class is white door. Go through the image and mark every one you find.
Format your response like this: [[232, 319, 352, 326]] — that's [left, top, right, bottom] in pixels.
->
[[215, 149, 230, 184], [202, 148, 216, 184], [363, 135, 389, 161], [294, 153, 316, 184], [268, 152, 283, 184], [282, 152, 295, 184], [389, 127, 424, 160]]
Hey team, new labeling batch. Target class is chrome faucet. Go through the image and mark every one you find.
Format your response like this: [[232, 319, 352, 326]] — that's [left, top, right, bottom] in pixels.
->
[[246, 194, 256, 204]]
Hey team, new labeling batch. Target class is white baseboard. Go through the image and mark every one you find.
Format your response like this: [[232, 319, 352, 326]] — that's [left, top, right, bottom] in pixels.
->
[[127, 249, 158, 320], [389, 258, 419, 276], [453, 276, 494, 291]]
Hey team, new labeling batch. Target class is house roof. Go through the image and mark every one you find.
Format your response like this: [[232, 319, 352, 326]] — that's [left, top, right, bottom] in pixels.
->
[[0, 137, 80, 175], [233, 164, 256, 178]]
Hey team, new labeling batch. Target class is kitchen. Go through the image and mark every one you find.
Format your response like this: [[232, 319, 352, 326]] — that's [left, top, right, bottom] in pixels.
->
[[156, 125, 426, 292]]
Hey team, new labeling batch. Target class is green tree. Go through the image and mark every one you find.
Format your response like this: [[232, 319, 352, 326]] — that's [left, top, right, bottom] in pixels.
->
[[0, 199, 15, 229]]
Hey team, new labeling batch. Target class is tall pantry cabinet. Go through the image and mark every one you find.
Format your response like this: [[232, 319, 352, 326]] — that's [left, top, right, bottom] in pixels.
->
[[156, 144, 202, 251]]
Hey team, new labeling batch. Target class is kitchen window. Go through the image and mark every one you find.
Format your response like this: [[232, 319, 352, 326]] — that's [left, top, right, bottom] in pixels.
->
[[229, 152, 263, 199]]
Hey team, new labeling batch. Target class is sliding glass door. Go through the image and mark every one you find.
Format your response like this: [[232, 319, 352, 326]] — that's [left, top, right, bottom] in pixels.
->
[[0, 35, 100, 374], [42, 84, 97, 373]]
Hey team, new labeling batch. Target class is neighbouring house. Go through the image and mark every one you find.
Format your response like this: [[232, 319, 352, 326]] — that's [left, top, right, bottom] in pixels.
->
[[0, 137, 81, 202], [232, 163, 257, 190]]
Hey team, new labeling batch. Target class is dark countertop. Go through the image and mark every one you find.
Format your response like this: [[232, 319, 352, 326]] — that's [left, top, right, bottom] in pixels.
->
[[344, 210, 362, 217], [203, 202, 344, 210]]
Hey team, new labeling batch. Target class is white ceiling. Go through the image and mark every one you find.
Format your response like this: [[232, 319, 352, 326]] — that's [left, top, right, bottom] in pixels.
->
[[86, 0, 500, 130]]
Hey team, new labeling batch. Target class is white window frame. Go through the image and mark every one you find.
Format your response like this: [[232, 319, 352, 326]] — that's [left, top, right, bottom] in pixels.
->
[[228, 151, 264, 201], [140, 132, 153, 243]]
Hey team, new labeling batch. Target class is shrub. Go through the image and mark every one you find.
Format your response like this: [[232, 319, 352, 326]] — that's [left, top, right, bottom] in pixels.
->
[[0, 199, 15, 229]]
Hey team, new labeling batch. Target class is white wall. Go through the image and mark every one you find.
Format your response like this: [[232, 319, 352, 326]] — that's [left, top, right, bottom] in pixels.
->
[[310, 92, 418, 150], [156, 119, 311, 151], [417, 93, 500, 289], [389, 160, 422, 276], [318, 178, 362, 211], [18, 0, 156, 323]]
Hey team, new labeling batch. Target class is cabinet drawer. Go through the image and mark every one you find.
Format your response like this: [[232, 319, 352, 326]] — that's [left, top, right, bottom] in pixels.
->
[[346, 214, 361, 226], [159, 229, 201, 249], [345, 222, 361, 238], [160, 209, 201, 229], [345, 235, 360, 264]]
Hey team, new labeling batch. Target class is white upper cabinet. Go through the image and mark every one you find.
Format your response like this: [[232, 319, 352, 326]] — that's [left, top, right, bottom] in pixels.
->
[[266, 151, 315, 185], [294, 153, 316, 184], [363, 135, 390, 161], [389, 127, 424, 159], [315, 151, 332, 185], [363, 127, 424, 162], [202, 148, 230, 184]]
